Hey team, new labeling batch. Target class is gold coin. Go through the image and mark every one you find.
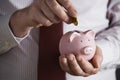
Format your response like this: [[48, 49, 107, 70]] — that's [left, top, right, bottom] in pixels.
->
[[70, 17, 78, 26]]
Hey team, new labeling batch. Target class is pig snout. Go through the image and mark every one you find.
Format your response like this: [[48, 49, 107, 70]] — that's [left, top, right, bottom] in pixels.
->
[[83, 46, 93, 55]]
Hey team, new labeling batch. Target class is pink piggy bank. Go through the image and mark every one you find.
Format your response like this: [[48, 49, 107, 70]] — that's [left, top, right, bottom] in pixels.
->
[[59, 30, 96, 60]]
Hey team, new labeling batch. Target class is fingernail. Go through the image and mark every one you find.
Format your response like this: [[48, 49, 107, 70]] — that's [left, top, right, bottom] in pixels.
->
[[92, 68, 98, 74], [65, 17, 69, 22]]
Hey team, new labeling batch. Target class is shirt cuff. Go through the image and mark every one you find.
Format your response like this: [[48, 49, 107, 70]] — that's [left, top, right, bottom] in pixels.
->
[[14, 31, 30, 42]]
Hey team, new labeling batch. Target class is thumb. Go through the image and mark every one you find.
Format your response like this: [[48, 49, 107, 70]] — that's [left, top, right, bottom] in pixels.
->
[[92, 46, 103, 68]]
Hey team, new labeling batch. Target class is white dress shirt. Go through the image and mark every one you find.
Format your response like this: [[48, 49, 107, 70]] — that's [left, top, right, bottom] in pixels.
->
[[0, 0, 120, 80]]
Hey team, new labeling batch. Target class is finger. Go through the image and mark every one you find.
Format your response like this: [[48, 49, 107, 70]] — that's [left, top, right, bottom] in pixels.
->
[[92, 46, 103, 68], [76, 54, 98, 75], [59, 55, 73, 74], [39, 0, 60, 23], [57, 0, 77, 17], [66, 53, 89, 76], [46, 0, 69, 22], [34, 8, 53, 26]]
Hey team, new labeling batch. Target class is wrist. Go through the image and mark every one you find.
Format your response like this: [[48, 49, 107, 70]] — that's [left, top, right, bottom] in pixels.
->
[[9, 9, 32, 37]]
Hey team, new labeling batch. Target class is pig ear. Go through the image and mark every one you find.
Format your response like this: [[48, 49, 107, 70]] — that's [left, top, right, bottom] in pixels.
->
[[84, 30, 96, 37], [69, 32, 80, 42]]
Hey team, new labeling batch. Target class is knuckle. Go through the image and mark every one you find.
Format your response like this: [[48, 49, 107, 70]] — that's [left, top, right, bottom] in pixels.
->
[[52, 4, 59, 10], [66, 54, 75, 61], [62, 58, 67, 64], [47, 0, 58, 10]]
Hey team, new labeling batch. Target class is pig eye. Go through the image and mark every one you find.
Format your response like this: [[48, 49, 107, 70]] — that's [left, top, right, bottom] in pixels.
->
[[80, 40, 83, 42], [88, 39, 90, 41]]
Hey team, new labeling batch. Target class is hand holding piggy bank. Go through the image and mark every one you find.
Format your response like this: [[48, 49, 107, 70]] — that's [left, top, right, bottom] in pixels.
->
[[59, 30, 96, 60]]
